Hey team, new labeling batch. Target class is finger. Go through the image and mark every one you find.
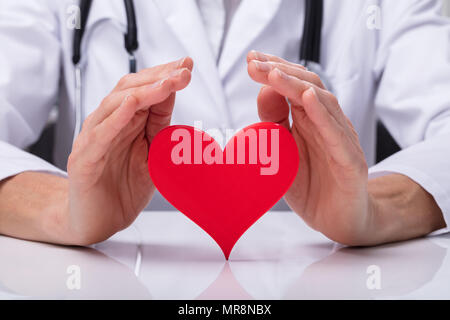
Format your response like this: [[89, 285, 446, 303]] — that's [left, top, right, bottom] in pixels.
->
[[247, 50, 306, 70], [84, 68, 191, 130], [259, 67, 346, 126], [131, 68, 191, 112], [248, 64, 309, 104], [248, 59, 325, 89], [74, 94, 139, 165], [257, 86, 291, 130], [301, 88, 356, 166], [113, 57, 194, 92], [146, 92, 176, 143]]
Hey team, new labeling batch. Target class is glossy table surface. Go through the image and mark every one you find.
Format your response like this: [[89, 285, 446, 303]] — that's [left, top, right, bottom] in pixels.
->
[[1, 210, 449, 300]]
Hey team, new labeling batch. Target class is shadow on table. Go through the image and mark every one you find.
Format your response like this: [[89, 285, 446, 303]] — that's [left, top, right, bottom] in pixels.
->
[[0, 236, 151, 299], [283, 236, 448, 299]]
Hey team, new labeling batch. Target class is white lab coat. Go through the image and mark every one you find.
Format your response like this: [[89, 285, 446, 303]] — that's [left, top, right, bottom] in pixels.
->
[[0, 0, 450, 233]]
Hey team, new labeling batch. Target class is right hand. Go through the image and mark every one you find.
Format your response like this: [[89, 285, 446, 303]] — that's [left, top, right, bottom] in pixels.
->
[[63, 57, 193, 245]]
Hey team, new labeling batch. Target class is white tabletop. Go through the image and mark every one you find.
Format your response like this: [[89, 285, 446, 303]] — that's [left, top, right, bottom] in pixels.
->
[[0, 210, 449, 300]]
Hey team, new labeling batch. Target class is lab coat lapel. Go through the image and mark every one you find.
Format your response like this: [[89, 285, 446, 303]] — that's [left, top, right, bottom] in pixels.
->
[[152, 0, 228, 119], [219, 0, 282, 78]]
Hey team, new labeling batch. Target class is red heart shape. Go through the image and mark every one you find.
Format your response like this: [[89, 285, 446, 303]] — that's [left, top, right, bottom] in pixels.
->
[[148, 122, 299, 259]]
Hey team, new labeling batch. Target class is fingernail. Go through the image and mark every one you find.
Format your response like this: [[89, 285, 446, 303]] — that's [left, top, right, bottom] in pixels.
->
[[169, 68, 184, 77], [178, 57, 187, 67], [251, 50, 268, 62], [274, 68, 290, 80], [149, 77, 168, 88], [159, 77, 169, 87], [148, 81, 160, 89], [120, 94, 131, 107], [252, 60, 272, 72]]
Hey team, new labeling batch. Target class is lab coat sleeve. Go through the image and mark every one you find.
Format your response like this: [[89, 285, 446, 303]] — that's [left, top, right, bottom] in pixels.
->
[[0, 0, 66, 181], [370, 0, 450, 234]]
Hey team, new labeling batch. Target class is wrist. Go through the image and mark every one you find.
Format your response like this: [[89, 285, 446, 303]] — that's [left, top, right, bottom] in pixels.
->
[[40, 177, 75, 244], [361, 189, 389, 245], [329, 191, 380, 247], [0, 172, 76, 244], [366, 174, 446, 244]]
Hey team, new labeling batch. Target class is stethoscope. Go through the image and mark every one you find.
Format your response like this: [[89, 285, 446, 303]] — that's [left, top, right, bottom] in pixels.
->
[[71, 0, 324, 145], [72, 0, 139, 145]]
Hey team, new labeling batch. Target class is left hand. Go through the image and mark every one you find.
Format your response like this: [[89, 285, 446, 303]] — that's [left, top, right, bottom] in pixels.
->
[[247, 51, 373, 245]]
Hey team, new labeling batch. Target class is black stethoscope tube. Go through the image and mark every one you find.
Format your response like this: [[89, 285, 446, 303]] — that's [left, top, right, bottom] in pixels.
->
[[72, 0, 93, 66], [300, 0, 323, 64], [124, 0, 139, 73], [73, 0, 139, 73]]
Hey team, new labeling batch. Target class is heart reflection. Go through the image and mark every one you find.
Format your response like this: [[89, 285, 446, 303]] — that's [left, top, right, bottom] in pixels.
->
[[283, 237, 448, 299], [0, 235, 151, 299]]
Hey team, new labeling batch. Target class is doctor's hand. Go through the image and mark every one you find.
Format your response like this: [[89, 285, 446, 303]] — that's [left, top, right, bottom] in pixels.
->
[[247, 51, 445, 246], [64, 57, 193, 245]]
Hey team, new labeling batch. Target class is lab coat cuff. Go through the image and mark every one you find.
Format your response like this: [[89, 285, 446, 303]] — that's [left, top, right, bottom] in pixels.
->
[[0, 141, 67, 183], [369, 165, 450, 236]]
